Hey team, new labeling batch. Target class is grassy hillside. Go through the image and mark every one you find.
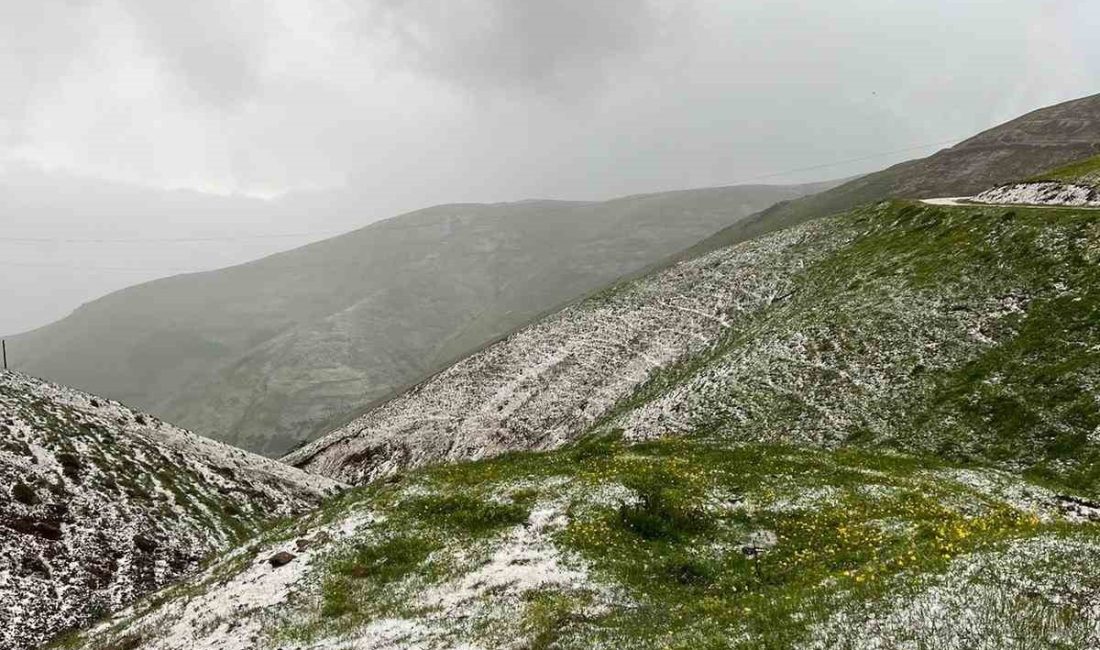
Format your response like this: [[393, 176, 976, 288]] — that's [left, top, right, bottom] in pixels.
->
[[612, 201, 1100, 495], [8, 182, 831, 457], [62, 199, 1100, 649], [61, 438, 1100, 649], [290, 199, 1100, 498], [1031, 153, 1100, 186]]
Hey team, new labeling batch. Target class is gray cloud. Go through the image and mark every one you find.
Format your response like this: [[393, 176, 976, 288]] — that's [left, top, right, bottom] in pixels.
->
[[2, 0, 1100, 334], [359, 0, 680, 95], [0, 0, 96, 136], [118, 0, 267, 107]]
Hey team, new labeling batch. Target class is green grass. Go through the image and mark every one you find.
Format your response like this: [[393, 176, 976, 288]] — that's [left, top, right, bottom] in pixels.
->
[[551, 439, 1064, 648], [262, 435, 1094, 649], [595, 201, 1100, 495], [66, 419, 1100, 649], [402, 493, 530, 534], [1028, 153, 1100, 185]]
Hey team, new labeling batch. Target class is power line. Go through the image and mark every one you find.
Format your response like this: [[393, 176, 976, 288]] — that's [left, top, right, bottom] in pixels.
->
[[728, 137, 962, 183], [0, 260, 190, 273], [0, 247, 519, 274], [0, 231, 342, 244]]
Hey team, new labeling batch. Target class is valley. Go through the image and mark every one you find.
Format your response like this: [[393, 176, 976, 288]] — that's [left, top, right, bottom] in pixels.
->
[[28, 194, 1100, 650], [4, 95, 1100, 650]]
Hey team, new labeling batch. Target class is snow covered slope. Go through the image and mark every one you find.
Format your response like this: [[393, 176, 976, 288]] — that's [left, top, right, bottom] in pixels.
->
[[284, 216, 851, 483], [291, 198, 1100, 496], [0, 371, 341, 650], [972, 182, 1100, 207], [53, 198, 1100, 650], [9, 181, 834, 459]]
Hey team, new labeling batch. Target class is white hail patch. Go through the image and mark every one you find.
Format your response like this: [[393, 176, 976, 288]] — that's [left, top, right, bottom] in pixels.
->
[[420, 503, 588, 612], [973, 182, 1100, 208], [931, 468, 1062, 521], [764, 486, 842, 513], [86, 510, 377, 650]]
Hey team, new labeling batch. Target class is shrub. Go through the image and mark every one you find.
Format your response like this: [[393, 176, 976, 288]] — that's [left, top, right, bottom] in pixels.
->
[[333, 535, 436, 582], [618, 473, 711, 542], [405, 494, 528, 534]]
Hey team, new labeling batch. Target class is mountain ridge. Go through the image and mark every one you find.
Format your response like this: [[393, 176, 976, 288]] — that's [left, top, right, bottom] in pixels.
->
[[8, 180, 834, 457], [680, 92, 1100, 259], [15, 103, 1100, 647]]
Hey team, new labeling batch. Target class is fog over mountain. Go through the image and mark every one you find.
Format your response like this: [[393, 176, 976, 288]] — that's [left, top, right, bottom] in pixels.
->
[[7, 180, 835, 456], [0, 166, 382, 334], [7, 2, 1100, 649], [3, 1, 1100, 335]]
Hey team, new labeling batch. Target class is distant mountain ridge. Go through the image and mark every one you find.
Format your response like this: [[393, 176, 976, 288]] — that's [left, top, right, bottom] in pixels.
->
[[8, 181, 834, 456], [683, 92, 1100, 258]]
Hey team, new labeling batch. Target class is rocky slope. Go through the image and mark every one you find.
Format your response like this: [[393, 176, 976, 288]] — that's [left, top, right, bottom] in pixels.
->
[[0, 371, 341, 650], [7, 182, 833, 457], [53, 192, 1100, 649]]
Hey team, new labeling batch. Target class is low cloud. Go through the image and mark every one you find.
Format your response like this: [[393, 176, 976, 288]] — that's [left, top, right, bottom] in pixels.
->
[[359, 0, 681, 95], [0, 0, 1097, 197], [119, 0, 268, 107]]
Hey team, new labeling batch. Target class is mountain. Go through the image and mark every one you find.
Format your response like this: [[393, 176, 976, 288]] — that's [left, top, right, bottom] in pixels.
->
[[0, 164, 416, 337], [17, 93, 1100, 460], [6, 181, 834, 457], [14, 97, 1100, 650], [0, 165, 297, 337], [682, 92, 1100, 258], [64, 195, 1100, 650], [0, 371, 340, 650], [288, 195, 1100, 494]]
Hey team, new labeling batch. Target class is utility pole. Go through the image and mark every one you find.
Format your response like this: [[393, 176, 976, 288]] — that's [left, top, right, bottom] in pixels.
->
[[2, 340, 6, 370]]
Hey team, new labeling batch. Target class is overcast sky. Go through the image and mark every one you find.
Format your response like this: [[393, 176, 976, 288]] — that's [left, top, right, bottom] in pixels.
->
[[2, 0, 1099, 335]]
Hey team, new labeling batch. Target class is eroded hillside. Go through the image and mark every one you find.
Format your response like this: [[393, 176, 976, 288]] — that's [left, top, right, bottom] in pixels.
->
[[9, 182, 832, 458], [291, 200, 1100, 497], [0, 372, 341, 650], [52, 196, 1100, 650], [285, 214, 850, 483]]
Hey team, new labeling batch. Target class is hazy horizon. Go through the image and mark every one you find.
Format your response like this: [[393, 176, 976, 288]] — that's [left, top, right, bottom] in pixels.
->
[[3, 0, 1099, 335]]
